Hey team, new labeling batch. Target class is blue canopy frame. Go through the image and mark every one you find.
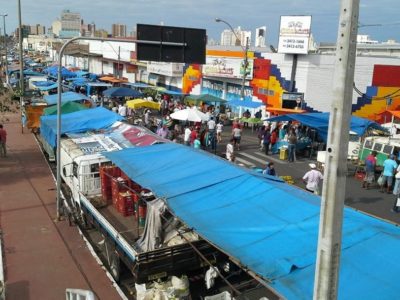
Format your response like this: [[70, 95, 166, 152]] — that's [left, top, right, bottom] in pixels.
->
[[266, 112, 386, 142]]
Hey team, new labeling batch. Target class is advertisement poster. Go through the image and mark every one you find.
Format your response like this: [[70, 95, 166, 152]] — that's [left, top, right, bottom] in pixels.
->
[[278, 16, 312, 54]]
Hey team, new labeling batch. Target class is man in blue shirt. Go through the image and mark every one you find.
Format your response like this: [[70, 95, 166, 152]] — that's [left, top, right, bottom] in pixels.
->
[[381, 154, 398, 193]]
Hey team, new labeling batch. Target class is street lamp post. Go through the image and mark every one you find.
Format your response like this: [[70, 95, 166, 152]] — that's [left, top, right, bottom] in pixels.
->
[[17, 0, 24, 133], [215, 18, 249, 108], [0, 14, 8, 85]]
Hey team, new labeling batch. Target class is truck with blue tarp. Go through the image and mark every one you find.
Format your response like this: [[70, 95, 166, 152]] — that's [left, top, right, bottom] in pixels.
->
[[38, 109, 236, 297]]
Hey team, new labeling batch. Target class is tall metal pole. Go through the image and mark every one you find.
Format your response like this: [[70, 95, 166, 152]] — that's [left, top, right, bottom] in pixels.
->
[[0, 14, 9, 85], [17, 0, 24, 133], [56, 36, 185, 219], [240, 37, 249, 101], [117, 46, 121, 79], [313, 1, 359, 299]]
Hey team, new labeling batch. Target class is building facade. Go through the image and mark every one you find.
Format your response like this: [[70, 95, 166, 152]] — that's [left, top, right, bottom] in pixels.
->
[[112, 24, 127, 38], [59, 10, 81, 38]]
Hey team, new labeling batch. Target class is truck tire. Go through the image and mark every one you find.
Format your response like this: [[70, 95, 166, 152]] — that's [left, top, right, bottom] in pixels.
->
[[110, 251, 121, 282]]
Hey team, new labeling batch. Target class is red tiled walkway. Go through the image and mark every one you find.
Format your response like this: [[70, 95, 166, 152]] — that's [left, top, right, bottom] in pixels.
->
[[0, 113, 122, 299]]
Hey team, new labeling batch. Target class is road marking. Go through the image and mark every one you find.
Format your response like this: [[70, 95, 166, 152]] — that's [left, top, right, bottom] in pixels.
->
[[235, 157, 255, 167], [238, 152, 268, 165], [252, 152, 289, 164]]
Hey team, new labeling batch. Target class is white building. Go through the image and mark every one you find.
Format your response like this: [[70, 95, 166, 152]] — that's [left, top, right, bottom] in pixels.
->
[[357, 35, 378, 44], [255, 26, 267, 47], [51, 20, 61, 37], [220, 27, 251, 47]]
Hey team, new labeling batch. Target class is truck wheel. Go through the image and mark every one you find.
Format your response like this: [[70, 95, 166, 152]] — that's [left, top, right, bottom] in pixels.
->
[[110, 251, 121, 282]]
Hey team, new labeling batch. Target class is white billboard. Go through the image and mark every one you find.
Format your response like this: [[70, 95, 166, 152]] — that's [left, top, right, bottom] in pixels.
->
[[203, 56, 253, 79], [278, 15, 312, 54]]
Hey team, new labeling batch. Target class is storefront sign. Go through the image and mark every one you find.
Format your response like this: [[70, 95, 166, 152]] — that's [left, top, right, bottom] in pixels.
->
[[203, 56, 253, 79]]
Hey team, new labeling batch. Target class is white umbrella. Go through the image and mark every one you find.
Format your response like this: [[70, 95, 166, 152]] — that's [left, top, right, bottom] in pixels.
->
[[170, 108, 209, 122]]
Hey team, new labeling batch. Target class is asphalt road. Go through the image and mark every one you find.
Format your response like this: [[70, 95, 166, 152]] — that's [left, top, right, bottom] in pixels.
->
[[209, 125, 400, 226]]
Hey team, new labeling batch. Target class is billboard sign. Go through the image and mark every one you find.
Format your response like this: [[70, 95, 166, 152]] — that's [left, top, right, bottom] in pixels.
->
[[278, 16, 311, 54], [203, 56, 253, 79]]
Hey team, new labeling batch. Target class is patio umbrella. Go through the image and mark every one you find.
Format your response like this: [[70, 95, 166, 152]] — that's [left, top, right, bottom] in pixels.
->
[[103, 87, 143, 98], [170, 108, 209, 122]]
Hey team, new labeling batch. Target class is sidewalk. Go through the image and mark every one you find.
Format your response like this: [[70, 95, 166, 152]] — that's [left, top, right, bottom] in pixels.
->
[[0, 113, 122, 299]]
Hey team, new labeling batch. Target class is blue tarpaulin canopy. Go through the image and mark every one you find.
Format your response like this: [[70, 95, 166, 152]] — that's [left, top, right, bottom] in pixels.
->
[[104, 143, 400, 300], [266, 112, 386, 142], [44, 66, 77, 78], [43, 92, 89, 105], [40, 107, 123, 147], [229, 100, 264, 109], [103, 87, 143, 98]]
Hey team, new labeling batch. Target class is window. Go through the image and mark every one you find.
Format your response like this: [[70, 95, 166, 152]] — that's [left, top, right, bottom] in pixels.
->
[[72, 162, 78, 178], [382, 145, 393, 155], [373, 143, 383, 152], [90, 163, 100, 178], [364, 140, 373, 149]]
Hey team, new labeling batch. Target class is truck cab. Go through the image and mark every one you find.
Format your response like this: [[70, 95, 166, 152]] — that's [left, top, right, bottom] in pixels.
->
[[60, 137, 117, 204]]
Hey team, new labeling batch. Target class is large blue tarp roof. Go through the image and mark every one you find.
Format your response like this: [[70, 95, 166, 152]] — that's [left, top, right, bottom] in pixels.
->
[[104, 143, 400, 300], [266, 112, 386, 142], [40, 107, 123, 147], [44, 92, 89, 105]]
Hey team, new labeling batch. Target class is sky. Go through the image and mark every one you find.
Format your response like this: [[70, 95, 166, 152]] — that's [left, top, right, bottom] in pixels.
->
[[2, 0, 400, 46]]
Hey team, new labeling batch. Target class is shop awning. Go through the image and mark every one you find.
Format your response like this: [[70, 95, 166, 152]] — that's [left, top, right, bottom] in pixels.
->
[[229, 100, 264, 109], [103, 143, 400, 300], [267, 107, 306, 115], [186, 94, 227, 104]]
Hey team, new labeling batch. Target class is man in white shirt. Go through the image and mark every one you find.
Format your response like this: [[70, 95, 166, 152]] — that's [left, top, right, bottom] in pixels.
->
[[302, 163, 324, 195], [118, 104, 127, 117], [184, 126, 192, 146], [207, 117, 216, 131]]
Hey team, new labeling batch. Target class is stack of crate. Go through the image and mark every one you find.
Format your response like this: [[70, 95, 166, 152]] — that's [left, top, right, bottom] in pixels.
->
[[100, 165, 121, 204]]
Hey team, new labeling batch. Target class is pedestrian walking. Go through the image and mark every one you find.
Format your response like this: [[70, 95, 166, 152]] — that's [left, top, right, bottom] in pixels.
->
[[184, 125, 192, 146], [302, 163, 323, 195], [226, 139, 235, 162], [232, 126, 242, 151], [380, 154, 398, 193], [362, 150, 377, 189], [287, 128, 297, 162], [216, 121, 223, 143], [262, 129, 271, 155], [392, 163, 400, 213], [0, 124, 7, 157]]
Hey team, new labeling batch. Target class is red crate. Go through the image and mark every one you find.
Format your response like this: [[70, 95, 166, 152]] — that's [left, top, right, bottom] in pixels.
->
[[118, 192, 135, 217]]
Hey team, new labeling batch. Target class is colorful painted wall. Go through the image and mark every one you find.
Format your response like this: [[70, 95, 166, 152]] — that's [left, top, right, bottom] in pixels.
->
[[352, 65, 400, 123], [183, 50, 294, 110], [183, 50, 400, 120]]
